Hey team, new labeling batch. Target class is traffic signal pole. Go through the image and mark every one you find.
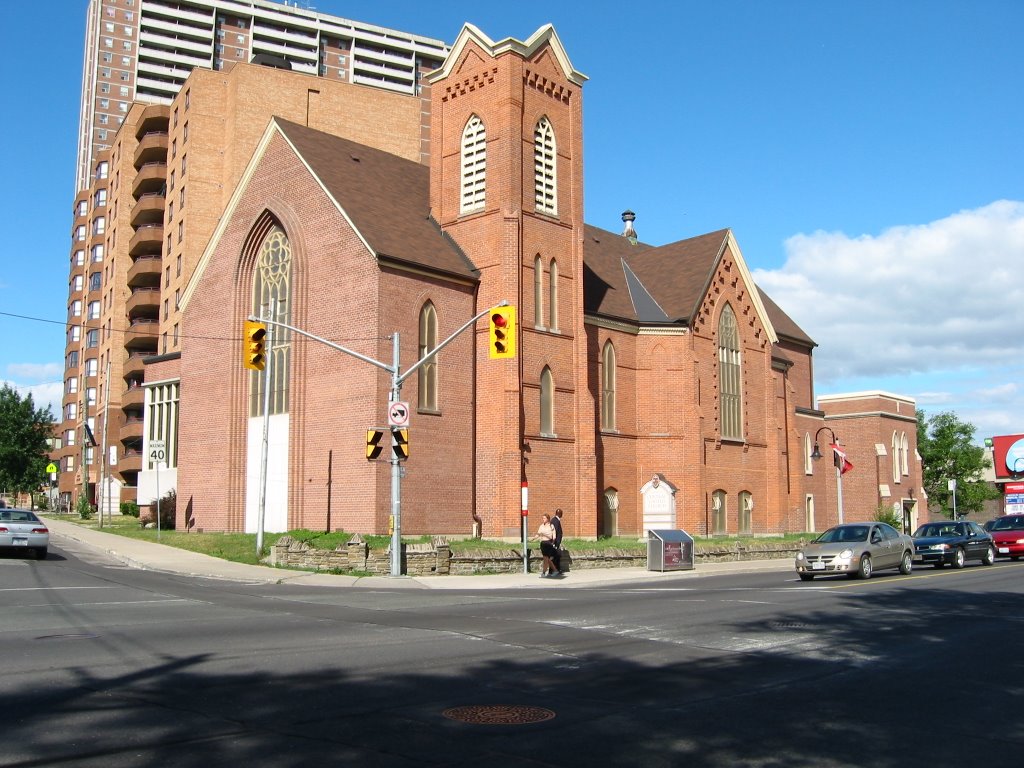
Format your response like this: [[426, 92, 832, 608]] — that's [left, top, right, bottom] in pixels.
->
[[251, 302, 506, 577]]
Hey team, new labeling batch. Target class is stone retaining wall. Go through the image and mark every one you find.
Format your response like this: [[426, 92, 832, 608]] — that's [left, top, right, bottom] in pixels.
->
[[268, 535, 802, 575]]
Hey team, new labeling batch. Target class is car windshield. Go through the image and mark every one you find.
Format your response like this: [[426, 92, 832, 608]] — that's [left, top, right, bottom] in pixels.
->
[[815, 525, 869, 543], [990, 516, 1024, 532], [914, 524, 961, 537]]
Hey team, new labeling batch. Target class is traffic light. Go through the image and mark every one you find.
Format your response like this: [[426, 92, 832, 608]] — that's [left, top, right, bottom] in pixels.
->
[[489, 306, 516, 359], [243, 320, 267, 371], [366, 428, 386, 460]]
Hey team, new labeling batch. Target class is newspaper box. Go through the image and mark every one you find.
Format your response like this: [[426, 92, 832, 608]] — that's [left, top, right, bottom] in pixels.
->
[[647, 529, 695, 572]]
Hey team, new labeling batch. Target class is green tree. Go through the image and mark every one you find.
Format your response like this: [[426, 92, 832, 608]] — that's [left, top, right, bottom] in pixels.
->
[[917, 410, 999, 518], [0, 384, 55, 496]]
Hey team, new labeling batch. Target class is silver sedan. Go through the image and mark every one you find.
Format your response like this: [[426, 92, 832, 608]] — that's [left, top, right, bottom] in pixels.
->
[[795, 522, 914, 580], [0, 508, 49, 560]]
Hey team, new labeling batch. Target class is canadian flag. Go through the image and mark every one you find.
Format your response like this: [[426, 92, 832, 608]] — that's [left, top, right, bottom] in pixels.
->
[[831, 443, 853, 475]]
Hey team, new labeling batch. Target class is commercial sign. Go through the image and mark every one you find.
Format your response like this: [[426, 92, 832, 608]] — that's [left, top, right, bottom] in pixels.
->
[[991, 434, 1024, 480]]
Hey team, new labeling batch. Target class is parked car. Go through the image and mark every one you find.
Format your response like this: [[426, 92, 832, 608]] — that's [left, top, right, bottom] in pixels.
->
[[0, 508, 49, 559], [912, 520, 995, 568], [989, 514, 1024, 560], [795, 522, 914, 580]]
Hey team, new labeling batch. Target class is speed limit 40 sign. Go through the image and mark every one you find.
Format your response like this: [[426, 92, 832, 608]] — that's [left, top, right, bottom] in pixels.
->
[[149, 440, 166, 464]]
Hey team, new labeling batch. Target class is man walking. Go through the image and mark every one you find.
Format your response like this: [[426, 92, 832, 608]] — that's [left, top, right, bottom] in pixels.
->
[[550, 508, 565, 576]]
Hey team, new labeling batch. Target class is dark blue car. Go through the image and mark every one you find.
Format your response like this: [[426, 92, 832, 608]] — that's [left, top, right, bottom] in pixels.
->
[[912, 520, 995, 568]]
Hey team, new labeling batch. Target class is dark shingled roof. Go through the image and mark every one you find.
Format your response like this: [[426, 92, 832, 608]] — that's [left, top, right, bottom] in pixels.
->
[[274, 118, 478, 282], [272, 119, 813, 347], [757, 287, 815, 347]]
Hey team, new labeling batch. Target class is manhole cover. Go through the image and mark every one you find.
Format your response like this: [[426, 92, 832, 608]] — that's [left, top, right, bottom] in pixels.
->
[[443, 705, 556, 725]]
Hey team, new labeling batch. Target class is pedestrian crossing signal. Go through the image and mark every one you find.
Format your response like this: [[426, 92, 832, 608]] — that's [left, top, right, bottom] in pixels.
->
[[489, 306, 516, 359], [243, 320, 267, 371]]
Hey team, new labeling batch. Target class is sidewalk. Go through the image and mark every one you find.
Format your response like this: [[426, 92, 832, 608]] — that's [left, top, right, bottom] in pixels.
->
[[44, 516, 793, 589]]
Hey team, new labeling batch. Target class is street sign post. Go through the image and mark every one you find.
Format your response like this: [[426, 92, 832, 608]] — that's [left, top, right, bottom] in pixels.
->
[[149, 440, 166, 540]]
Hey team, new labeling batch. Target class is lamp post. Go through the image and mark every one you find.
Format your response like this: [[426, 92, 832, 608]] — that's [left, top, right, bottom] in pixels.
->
[[811, 426, 844, 525]]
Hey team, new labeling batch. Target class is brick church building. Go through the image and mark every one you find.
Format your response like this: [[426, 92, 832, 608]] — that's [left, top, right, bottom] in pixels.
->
[[165, 23, 922, 539]]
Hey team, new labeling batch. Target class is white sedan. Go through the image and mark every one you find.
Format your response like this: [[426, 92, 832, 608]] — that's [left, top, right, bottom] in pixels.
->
[[0, 508, 49, 560]]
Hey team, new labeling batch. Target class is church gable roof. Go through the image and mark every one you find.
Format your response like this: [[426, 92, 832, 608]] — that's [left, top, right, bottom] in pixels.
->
[[583, 224, 812, 347], [274, 118, 478, 282], [428, 23, 587, 86]]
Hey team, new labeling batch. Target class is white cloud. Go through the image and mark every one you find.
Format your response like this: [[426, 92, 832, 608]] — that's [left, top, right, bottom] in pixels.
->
[[753, 200, 1024, 439], [7, 362, 62, 382], [2, 379, 62, 419], [755, 200, 1024, 380]]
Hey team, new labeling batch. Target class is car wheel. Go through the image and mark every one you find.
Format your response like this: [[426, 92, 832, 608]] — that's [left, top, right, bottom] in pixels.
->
[[857, 554, 873, 579], [899, 551, 913, 575], [799, 573, 814, 581], [983, 546, 996, 566], [952, 548, 966, 569], [35, 547, 47, 560]]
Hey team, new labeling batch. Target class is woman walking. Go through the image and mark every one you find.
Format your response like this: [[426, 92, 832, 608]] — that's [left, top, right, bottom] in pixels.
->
[[532, 513, 561, 577]]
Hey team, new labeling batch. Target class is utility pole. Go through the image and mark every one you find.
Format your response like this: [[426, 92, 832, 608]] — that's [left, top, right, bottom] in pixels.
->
[[253, 303, 505, 576]]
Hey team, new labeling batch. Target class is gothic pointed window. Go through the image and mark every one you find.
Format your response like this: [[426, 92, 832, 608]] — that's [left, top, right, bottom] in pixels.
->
[[534, 255, 544, 328], [249, 226, 291, 417], [460, 115, 486, 214], [534, 116, 557, 216], [540, 366, 555, 436], [418, 302, 438, 412], [601, 341, 616, 431], [548, 258, 558, 330], [718, 303, 742, 439]]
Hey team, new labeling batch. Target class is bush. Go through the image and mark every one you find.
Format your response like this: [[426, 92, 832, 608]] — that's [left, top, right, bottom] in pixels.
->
[[76, 495, 95, 520], [156, 489, 176, 529], [874, 504, 903, 530], [120, 501, 140, 518]]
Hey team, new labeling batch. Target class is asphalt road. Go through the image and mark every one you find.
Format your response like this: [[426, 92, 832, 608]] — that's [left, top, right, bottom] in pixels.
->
[[2, 539, 1023, 767]]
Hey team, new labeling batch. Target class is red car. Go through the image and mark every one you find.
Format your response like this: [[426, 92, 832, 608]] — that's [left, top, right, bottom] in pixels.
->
[[989, 514, 1024, 560]]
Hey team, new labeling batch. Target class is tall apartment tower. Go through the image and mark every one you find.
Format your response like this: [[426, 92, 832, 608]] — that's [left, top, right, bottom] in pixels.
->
[[77, 0, 448, 191], [58, 0, 448, 513]]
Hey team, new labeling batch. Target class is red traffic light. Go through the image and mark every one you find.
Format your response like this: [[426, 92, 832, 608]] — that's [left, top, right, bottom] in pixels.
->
[[491, 313, 508, 328]]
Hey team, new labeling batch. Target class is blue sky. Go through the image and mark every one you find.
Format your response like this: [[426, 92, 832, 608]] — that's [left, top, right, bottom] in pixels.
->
[[1, 0, 1022, 442]]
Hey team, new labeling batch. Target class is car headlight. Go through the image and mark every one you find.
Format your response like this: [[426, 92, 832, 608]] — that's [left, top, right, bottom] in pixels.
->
[[838, 548, 854, 560], [1016, 538, 1024, 545], [936, 543, 950, 550], [795, 552, 804, 561]]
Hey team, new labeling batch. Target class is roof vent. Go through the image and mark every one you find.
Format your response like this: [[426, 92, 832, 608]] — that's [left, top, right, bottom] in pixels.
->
[[621, 210, 638, 245]]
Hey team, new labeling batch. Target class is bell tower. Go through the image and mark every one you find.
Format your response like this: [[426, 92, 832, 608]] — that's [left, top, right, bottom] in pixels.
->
[[428, 24, 596, 537]]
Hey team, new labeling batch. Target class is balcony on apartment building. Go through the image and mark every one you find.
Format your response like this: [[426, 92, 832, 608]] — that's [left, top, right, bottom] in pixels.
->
[[129, 223, 164, 257], [127, 255, 162, 287], [134, 131, 169, 168], [134, 104, 170, 140], [124, 319, 159, 353], [123, 353, 147, 382], [122, 381, 146, 410], [119, 446, 143, 475], [131, 162, 168, 199], [120, 415, 145, 442], [130, 192, 166, 228], [126, 287, 161, 318]]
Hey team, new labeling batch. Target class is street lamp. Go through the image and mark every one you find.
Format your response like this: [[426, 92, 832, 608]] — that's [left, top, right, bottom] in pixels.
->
[[811, 426, 845, 525]]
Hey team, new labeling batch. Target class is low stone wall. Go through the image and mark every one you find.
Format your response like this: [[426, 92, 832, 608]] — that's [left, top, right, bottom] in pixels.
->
[[268, 535, 802, 576]]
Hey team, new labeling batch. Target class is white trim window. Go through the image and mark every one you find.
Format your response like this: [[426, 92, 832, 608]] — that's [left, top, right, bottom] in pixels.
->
[[460, 115, 486, 214], [534, 116, 557, 215]]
